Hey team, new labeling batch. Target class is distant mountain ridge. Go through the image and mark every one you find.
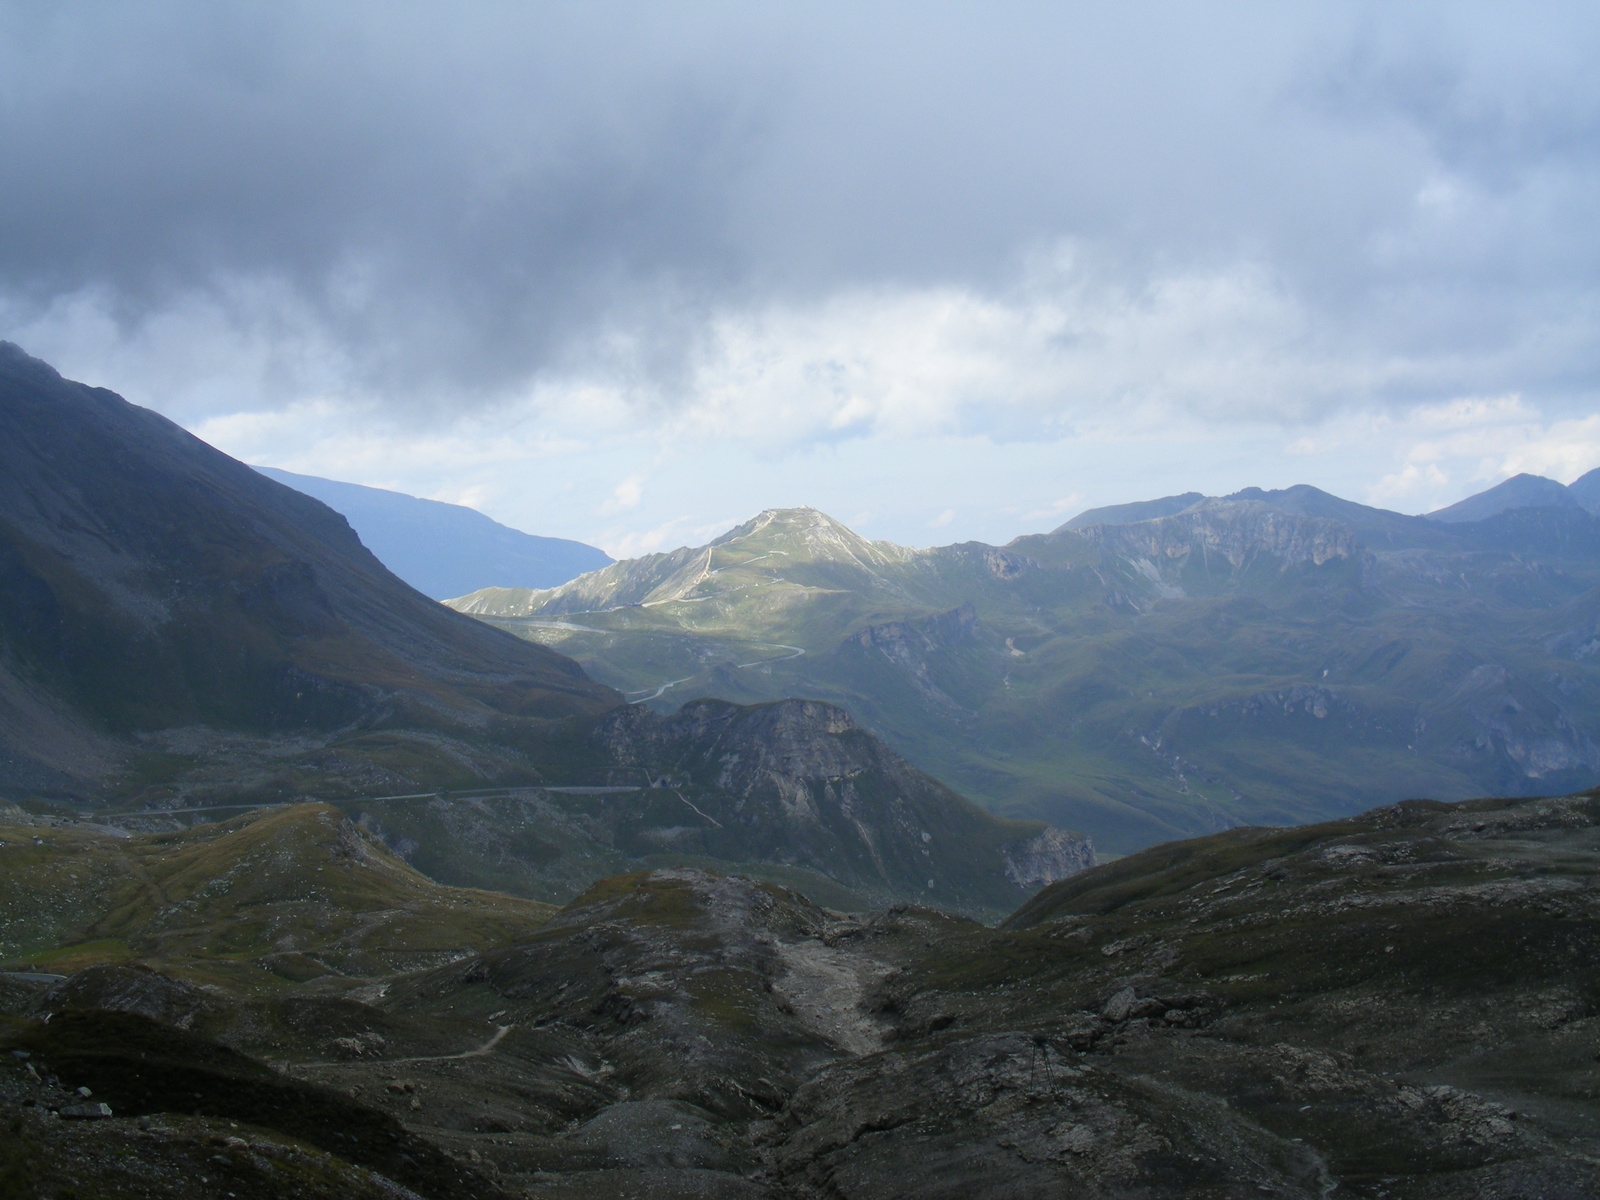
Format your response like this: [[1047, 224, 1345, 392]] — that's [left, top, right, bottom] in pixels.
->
[[1060, 491, 1205, 529], [257, 467, 611, 600], [451, 478, 1600, 855], [1427, 470, 1594, 523]]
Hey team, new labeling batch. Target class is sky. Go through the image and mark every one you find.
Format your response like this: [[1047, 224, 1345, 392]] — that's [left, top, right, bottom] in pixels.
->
[[2, 2, 1598, 557]]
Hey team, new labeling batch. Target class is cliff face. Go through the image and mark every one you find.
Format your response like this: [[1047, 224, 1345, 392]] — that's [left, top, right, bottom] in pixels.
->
[[588, 697, 1093, 914], [1072, 498, 1363, 574], [838, 603, 982, 714], [1002, 825, 1097, 888]]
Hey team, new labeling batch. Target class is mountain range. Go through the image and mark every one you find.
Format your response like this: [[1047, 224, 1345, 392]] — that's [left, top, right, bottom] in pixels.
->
[[4, 340, 1600, 1197], [449, 480, 1600, 854], [256, 467, 611, 600], [0, 343, 1085, 915]]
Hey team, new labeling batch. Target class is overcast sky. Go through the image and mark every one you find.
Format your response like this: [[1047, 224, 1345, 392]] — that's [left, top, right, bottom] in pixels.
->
[[3, 2, 1598, 554]]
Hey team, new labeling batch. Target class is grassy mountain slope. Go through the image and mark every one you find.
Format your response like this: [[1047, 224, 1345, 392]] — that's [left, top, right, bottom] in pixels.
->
[[0, 342, 619, 802], [451, 495, 1600, 854], [0, 803, 555, 987]]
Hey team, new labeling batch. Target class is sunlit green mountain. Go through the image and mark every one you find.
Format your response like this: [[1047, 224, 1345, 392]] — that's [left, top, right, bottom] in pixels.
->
[[449, 492, 1600, 853]]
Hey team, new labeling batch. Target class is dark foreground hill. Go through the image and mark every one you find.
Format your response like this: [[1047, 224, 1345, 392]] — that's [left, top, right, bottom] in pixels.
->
[[257, 466, 611, 599], [4, 786, 1598, 1198]]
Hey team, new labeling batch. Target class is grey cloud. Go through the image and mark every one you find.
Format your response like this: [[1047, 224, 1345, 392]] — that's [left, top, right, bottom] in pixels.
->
[[1, 1, 1597, 421]]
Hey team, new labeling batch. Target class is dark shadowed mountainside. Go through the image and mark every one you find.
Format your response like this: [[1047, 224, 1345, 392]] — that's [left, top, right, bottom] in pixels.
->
[[257, 467, 611, 600], [0, 342, 620, 800]]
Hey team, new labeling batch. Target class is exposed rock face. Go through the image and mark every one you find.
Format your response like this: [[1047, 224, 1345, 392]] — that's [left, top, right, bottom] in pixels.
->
[[840, 603, 981, 714], [928, 542, 1040, 579], [1002, 825, 1096, 888], [589, 697, 1089, 914], [847, 602, 978, 658], [31, 965, 220, 1030], [1444, 663, 1600, 779], [595, 697, 863, 792], [1073, 498, 1362, 572]]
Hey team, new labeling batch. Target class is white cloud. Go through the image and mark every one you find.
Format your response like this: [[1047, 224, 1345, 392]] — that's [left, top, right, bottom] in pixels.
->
[[599, 474, 644, 515], [665, 255, 1353, 451], [1348, 398, 1600, 511], [1368, 462, 1450, 509], [599, 514, 742, 560], [929, 509, 956, 528], [1022, 494, 1086, 522]]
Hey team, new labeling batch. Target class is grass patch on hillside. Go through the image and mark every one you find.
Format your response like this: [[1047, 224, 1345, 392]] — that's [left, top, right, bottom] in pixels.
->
[[0, 805, 556, 992]]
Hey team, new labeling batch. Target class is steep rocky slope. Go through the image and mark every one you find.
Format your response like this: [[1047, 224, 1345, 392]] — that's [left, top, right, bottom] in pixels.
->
[[6, 786, 1597, 1197]]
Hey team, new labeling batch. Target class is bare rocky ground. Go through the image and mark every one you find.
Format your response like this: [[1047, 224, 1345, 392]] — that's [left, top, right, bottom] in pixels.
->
[[6, 788, 1600, 1198]]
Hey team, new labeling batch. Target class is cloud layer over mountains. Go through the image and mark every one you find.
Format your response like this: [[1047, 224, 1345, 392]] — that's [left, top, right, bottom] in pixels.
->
[[2, 2, 1597, 548]]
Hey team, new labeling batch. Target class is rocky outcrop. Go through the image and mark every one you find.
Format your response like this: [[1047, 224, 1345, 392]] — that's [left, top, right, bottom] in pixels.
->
[[588, 697, 1089, 913], [29, 964, 221, 1030], [1074, 498, 1362, 573], [847, 602, 978, 657], [1445, 663, 1600, 778], [1002, 825, 1096, 888], [927, 542, 1041, 579], [839, 603, 981, 713]]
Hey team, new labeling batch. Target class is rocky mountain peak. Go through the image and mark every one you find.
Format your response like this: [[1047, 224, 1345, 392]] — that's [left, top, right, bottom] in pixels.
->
[[710, 506, 914, 571]]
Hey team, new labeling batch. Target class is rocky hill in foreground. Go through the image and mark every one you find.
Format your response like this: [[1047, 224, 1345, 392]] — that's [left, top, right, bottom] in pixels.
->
[[3, 786, 1597, 1197], [450, 490, 1600, 855]]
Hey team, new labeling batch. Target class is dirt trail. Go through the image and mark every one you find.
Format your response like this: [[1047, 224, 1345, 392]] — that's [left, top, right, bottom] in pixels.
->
[[294, 1024, 514, 1071], [773, 941, 894, 1056]]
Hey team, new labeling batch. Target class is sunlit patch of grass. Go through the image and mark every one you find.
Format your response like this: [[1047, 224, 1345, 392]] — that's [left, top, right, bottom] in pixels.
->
[[0, 804, 558, 996]]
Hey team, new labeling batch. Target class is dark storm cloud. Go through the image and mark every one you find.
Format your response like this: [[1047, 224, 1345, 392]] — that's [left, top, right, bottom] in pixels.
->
[[1, 1, 1597, 416]]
